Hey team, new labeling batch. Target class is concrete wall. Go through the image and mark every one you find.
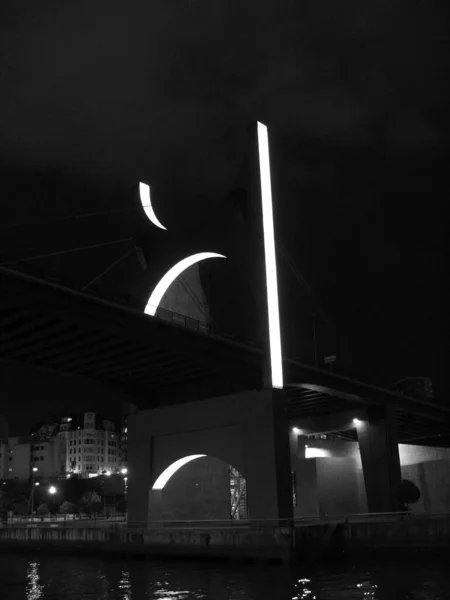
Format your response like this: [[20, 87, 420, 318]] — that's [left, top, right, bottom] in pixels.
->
[[295, 439, 450, 515], [316, 458, 365, 516], [0, 524, 293, 562], [291, 457, 318, 517], [399, 445, 450, 466], [291, 457, 368, 518], [302, 438, 450, 468], [401, 460, 450, 514], [128, 389, 292, 525], [304, 439, 360, 462], [149, 456, 230, 522]]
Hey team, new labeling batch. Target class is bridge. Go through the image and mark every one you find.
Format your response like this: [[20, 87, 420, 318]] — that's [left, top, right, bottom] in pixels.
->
[[2, 264, 450, 523], [1, 265, 448, 438], [1, 125, 449, 525]]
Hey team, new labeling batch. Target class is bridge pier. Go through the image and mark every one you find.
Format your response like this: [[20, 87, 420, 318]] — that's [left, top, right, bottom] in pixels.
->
[[127, 389, 293, 526], [357, 405, 402, 513], [290, 403, 402, 515]]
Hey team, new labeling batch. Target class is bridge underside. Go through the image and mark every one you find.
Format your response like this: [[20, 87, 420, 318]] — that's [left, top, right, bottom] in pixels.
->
[[286, 387, 450, 445], [1, 266, 450, 446]]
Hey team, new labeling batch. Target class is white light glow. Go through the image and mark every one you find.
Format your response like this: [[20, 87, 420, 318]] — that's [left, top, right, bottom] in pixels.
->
[[292, 427, 301, 435], [121, 468, 128, 475], [152, 455, 206, 490], [305, 447, 331, 459], [257, 122, 283, 389], [139, 182, 167, 230], [48, 486, 57, 495], [353, 418, 361, 426], [145, 253, 225, 316]]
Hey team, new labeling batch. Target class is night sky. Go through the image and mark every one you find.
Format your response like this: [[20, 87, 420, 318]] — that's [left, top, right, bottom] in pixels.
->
[[1, 0, 449, 433]]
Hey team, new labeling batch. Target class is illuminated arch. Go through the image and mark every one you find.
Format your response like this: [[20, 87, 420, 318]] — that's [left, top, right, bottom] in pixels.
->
[[139, 182, 167, 230], [144, 252, 226, 316], [152, 455, 206, 490]]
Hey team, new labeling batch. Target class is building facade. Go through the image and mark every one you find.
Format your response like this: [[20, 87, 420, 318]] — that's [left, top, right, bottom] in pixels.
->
[[61, 412, 119, 476], [0, 436, 32, 480], [1, 412, 125, 481]]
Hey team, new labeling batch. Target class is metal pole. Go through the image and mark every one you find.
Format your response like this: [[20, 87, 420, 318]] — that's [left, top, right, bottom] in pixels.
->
[[29, 469, 36, 517]]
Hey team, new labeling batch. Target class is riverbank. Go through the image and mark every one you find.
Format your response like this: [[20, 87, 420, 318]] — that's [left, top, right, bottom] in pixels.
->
[[1, 515, 449, 563]]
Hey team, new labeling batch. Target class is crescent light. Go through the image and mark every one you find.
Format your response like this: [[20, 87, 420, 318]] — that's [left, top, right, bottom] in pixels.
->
[[139, 182, 167, 230], [145, 252, 226, 316], [152, 455, 207, 490]]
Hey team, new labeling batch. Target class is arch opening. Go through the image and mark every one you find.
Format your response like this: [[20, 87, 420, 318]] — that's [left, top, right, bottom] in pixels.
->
[[144, 252, 225, 316], [151, 455, 248, 521], [152, 454, 206, 490]]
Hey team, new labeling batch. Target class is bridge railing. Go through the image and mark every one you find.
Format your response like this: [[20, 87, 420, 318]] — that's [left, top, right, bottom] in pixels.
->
[[4, 512, 450, 530], [152, 306, 211, 335], [150, 305, 262, 352]]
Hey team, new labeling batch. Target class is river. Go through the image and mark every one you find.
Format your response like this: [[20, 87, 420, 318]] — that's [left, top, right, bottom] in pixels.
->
[[0, 553, 449, 599]]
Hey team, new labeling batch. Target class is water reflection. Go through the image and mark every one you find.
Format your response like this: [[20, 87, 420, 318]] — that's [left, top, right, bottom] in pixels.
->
[[0, 554, 449, 600], [26, 562, 44, 600], [119, 571, 132, 600]]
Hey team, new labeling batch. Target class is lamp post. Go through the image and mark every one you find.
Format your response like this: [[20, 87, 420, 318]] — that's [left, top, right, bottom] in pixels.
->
[[48, 486, 58, 517], [121, 470, 128, 519], [29, 467, 38, 518]]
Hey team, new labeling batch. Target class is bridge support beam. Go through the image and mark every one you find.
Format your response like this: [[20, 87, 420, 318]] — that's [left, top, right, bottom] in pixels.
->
[[357, 405, 402, 513], [127, 389, 293, 525]]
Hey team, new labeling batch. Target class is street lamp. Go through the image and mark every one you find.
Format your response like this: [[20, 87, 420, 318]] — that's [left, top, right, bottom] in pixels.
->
[[29, 467, 38, 516], [120, 468, 128, 475], [124, 476, 128, 518], [47, 486, 58, 518]]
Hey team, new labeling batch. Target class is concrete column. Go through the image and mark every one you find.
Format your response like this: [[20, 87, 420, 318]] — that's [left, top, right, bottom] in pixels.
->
[[127, 421, 152, 527], [357, 405, 402, 513], [127, 389, 293, 526], [243, 390, 293, 522]]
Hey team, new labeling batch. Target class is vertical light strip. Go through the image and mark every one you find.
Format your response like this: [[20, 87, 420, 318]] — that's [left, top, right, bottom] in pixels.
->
[[257, 122, 283, 389]]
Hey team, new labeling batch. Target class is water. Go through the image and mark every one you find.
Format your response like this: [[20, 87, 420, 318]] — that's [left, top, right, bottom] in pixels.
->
[[0, 553, 449, 599]]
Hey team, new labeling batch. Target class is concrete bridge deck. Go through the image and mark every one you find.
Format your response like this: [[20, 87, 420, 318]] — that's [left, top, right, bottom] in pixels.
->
[[1, 265, 450, 444]]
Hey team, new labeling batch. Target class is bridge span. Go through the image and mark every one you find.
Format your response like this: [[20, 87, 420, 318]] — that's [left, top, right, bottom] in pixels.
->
[[2, 265, 450, 521]]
